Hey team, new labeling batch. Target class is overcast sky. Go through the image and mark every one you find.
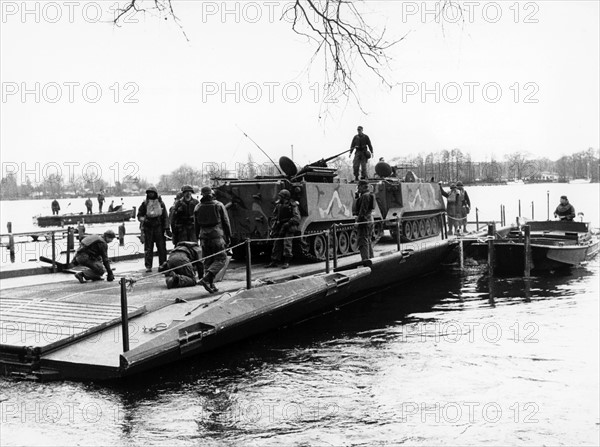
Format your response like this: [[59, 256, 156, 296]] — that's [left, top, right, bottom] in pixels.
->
[[1, 0, 598, 185]]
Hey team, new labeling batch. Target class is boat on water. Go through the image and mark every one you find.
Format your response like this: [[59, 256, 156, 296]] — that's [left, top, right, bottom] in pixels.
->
[[469, 220, 600, 273], [35, 208, 136, 227], [568, 178, 592, 184]]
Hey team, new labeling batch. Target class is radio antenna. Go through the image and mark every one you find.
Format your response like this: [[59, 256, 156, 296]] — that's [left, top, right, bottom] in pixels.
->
[[236, 125, 284, 176]]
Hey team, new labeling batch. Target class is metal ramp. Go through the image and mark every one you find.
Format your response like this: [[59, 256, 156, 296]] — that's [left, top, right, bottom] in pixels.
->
[[0, 297, 145, 377]]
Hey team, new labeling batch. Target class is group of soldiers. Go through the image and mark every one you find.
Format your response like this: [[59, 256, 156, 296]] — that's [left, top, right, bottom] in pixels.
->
[[74, 184, 231, 294]]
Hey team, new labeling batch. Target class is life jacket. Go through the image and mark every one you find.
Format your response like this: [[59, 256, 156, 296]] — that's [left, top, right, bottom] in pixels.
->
[[196, 201, 221, 228], [145, 199, 163, 218]]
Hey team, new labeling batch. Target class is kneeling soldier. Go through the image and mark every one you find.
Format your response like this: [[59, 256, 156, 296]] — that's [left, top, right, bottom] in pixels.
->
[[159, 241, 203, 289], [73, 230, 116, 283]]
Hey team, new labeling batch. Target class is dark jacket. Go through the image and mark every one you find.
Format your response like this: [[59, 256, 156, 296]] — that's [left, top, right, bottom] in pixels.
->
[[51, 200, 60, 211], [350, 134, 373, 155], [353, 192, 375, 221], [555, 202, 575, 220], [171, 197, 199, 227], [194, 196, 232, 240], [76, 234, 111, 271], [271, 199, 301, 234], [138, 197, 169, 229]]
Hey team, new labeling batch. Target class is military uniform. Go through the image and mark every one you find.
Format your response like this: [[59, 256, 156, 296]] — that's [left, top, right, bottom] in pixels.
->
[[194, 189, 231, 292], [73, 232, 115, 282], [171, 187, 199, 244], [159, 241, 203, 289], [349, 127, 374, 180], [138, 186, 170, 271], [353, 181, 375, 260], [268, 190, 301, 268]]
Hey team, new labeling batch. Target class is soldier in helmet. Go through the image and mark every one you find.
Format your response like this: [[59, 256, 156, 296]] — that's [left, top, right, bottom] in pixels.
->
[[194, 186, 231, 293], [73, 229, 116, 283], [352, 180, 375, 260], [138, 186, 170, 272], [159, 241, 204, 289], [267, 189, 301, 269], [171, 185, 199, 245]]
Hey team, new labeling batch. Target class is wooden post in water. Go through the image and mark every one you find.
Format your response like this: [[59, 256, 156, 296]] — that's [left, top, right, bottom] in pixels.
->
[[546, 190, 550, 220], [66, 227, 74, 265], [531, 201, 535, 220], [518, 200, 521, 217], [7, 221, 15, 263], [332, 225, 338, 269], [500, 205, 503, 226], [118, 223, 125, 247], [458, 238, 464, 272], [475, 208, 479, 232], [245, 239, 252, 290], [396, 217, 401, 252], [523, 225, 532, 278], [325, 231, 330, 273], [120, 278, 130, 352], [51, 231, 56, 273], [77, 221, 85, 242], [487, 223, 495, 276]]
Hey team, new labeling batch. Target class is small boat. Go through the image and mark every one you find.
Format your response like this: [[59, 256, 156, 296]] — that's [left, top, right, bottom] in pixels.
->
[[35, 208, 135, 227], [568, 178, 592, 184], [470, 220, 600, 273]]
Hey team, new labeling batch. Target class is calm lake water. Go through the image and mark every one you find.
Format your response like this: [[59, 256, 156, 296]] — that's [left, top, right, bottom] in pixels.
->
[[1, 183, 599, 446]]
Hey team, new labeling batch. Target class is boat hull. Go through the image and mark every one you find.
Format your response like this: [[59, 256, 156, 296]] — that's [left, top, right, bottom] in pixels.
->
[[36, 209, 135, 227]]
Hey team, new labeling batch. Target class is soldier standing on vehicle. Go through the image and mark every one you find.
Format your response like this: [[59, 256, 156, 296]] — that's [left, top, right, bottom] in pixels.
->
[[85, 197, 93, 214], [73, 230, 115, 283], [171, 186, 199, 244], [439, 182, 460, 235], [159, 241, 204, 289], [194, 186, 231, 293], [138, 186, 170, 272], [267, 189, 301, 269], [349, 125, 374, 181], [353, 180, 375, 260]]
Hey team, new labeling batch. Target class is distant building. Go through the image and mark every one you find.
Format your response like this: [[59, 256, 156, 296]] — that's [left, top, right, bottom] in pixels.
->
[[539, 171, 559, 181]]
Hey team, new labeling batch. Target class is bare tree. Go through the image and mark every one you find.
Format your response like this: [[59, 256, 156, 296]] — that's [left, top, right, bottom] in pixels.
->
[[113, 1, 462, 100]]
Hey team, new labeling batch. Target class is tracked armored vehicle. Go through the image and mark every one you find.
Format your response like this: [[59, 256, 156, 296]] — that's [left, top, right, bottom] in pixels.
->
[[369, 161, 446, 242], [214, 154, 446, 261]]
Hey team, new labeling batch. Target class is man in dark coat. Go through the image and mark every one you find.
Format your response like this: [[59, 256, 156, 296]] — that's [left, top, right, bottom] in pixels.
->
[[159, 241, 203, 289], [73, 230, 115, 283], [267, 189, 301, 269], [85, 197, 93, 214], [194, 186, 231, 293], [349, 125, 374, 181], [353, 180, 375, 260], [97, 191, 105, 213], [171, 185, 199, 244], [51, 199, 60, 215], [138, 186, 171, 272], [554, 196, 576, 221]]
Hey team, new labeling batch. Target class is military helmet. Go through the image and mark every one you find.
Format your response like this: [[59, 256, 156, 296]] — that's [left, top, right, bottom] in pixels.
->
[[456, 181, 464, 187], [278, 189, 291, 199], [200, 186, 213, 196], [450, 183, 457, 189], [146, 186, 158, 194], [104, 229, 116, 239], [181, 185, 194, 193]]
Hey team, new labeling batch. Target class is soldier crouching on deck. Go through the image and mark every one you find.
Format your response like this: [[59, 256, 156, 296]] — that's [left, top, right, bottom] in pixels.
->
[[159, 241, 203, 289], [73, 230, 115, 283], [194, 186, 232, 294], [267, 189, 301, 269]]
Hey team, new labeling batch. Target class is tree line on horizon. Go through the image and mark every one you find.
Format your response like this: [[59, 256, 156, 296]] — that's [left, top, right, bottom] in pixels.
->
[[1, 148, 598, 200]]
